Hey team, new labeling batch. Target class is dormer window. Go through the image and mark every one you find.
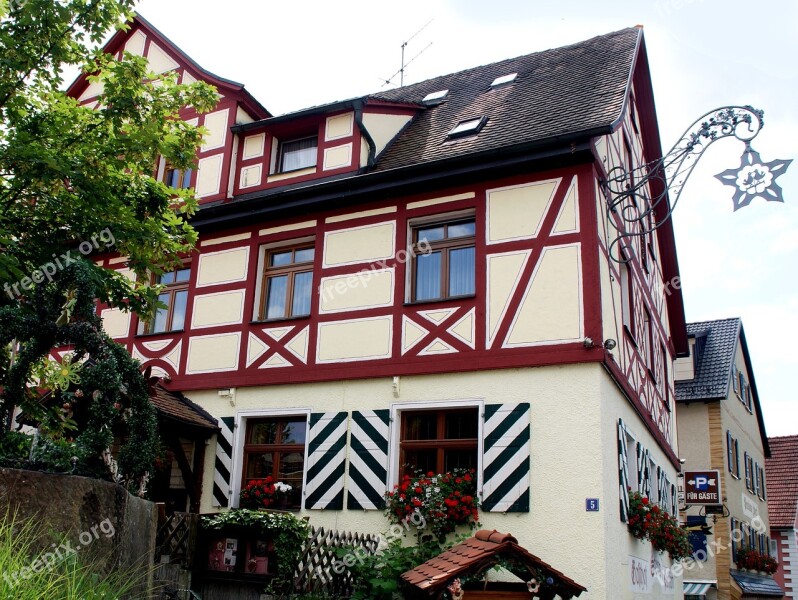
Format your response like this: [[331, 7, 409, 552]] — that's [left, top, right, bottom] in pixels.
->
[[490, 73, 517, 87], [447, 117, 487, 139], [422, 89, 449, 104], [162, 163, 192, 190], [278, 136, 318, 173]]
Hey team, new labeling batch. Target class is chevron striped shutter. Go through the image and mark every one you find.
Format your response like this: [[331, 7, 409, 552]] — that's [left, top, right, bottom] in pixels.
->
[[636, 444, 651, 498], [213, 416, 235, 507], [482, 403, 530, 512], [657, 466, 668, 509], [670, 482, 678, 515], [304, 412, 347, 510], [618, 419, 630, 522], [347, 410, 390, 510]]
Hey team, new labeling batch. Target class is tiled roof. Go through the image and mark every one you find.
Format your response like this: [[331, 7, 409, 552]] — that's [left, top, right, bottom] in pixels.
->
[[731, 569, 785, 597], [149, 382, 219, 432], [401, 529, 586, 598], [765, 435, 798, 529], [370, 27, 640, 172], [675, 318, 741, 401]]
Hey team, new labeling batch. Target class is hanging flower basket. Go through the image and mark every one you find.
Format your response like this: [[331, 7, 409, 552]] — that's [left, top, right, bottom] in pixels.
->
[[627, 490, 692, 561]]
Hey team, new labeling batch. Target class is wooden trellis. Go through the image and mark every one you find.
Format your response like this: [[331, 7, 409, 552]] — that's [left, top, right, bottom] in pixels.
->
[[155, 511, 198, 567], [292, 525, 380, 597]]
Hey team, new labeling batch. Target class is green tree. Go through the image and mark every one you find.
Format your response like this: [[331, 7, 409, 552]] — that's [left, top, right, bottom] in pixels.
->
[[0, 0, 217, 492]]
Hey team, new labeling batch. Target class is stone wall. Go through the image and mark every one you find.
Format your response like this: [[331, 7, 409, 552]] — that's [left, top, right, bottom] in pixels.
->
[[0, 468, 157, 597]]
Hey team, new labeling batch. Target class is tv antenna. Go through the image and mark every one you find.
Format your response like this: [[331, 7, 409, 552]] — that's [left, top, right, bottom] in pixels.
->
[[380, 19, 434, 88]]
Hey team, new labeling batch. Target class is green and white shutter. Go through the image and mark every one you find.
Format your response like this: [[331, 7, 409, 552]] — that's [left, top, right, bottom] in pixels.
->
[[213, 416, 235, 508], [347, 410, 390, 510], [636, 443, 651, 498], [304, 412, 347, 510], [481, 403, 530, 512], [618, 418, 630, 522]]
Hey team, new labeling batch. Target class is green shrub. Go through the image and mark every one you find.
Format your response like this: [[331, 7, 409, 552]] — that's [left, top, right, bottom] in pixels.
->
[[0, 510, 144, 599], [0, 431, 32, 468]]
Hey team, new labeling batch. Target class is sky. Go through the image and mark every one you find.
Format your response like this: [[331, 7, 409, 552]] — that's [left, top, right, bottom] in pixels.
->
[[133, 0, 798, 436]]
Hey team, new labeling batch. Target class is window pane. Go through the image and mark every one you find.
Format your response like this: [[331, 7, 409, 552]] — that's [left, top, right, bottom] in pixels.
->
[[294, 248, 314, 264], [404, 413, 437, 441], [171, 290, 188, 330], [158, 271, 175, 285], [280, 420, 307, 444], [151, 293, 170, 333], [250, 422, 278, 445], [165, 168, 180, 189], [444, 449, 477, 472], [270, 251, 293, 267], [246, 452, 274, 479], [279, 452, 304, 480], [291, 271, 313, 316], [181, 168, 192, 189], [266, 275, 288, 319], [403, 449, 436, 475], [175, 268, 191, 283], [449, 246, 475, 296], [417, 226, 444, 244], [445, 410, 478, 439], [281, 138, 317, 172], [415, 251, 441, 301], [448, 221, 475, 238]]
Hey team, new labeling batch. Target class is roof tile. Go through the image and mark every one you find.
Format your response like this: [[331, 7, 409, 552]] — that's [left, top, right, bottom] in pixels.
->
[[765, 435, 798, 529], [675, 318, 740, 401]]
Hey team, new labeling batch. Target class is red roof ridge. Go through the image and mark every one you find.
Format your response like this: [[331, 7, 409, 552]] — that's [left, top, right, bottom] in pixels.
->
[[474, 529, 517, 544]]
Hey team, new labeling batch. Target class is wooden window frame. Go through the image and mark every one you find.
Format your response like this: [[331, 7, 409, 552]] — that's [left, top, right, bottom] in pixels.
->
[[259, 245, 315, 321], [140, 266, 191, 334], [241, 416, 306, 510], [162, 162, 193, 190], [410, 218, 476, 303], [276, 135, 318, 174], [399, 408, 478, 477]]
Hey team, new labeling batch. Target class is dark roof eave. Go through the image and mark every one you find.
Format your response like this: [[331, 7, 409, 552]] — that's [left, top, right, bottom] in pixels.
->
[[191, 127, 609, 231]]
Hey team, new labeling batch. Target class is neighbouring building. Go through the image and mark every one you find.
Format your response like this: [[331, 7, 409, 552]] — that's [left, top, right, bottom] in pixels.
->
[[676, 318, 784, 600], [766, 435, 798, 599], [63, 14, 694, 598]]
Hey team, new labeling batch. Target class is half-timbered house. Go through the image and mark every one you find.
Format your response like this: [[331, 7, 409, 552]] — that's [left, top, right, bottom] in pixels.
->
[[67, 15, 690, 598]]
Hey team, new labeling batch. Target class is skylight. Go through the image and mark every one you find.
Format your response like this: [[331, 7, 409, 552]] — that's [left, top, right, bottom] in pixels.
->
[[422, 89, 449, 103], [447, 117, 487, 138], [490, 73, 518, 87]]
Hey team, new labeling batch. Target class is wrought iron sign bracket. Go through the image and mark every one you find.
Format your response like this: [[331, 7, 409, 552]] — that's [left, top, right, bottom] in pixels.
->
[[601, 105, 792, 262]]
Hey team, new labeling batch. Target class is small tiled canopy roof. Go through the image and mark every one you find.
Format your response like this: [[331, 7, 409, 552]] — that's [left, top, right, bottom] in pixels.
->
[[401, 529, 586, 599], [149, 382, 219, 433]]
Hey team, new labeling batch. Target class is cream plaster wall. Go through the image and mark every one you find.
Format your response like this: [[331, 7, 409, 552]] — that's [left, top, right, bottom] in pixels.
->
[[361, 112, 413, 156], [191, 290, 246, 329], [201, 109, 229, 152], [325, 112, 354, 141], [196, 247, 249, 287], [191, 363, 680, 599], [195, 154, 224, 198], [322, 221, 396, 267], [242, 133, 265, 159], [322, 143, 353, 171], [319, 269, 394, 313], [486, 179, 559, 244], [185, 332, 240, 374], [316, 316, 392, 362], [100, 307, 130, 339], [504, 244, 582, 346]]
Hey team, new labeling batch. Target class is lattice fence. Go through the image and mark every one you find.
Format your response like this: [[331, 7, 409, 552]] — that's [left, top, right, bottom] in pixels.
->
[[155, 511, 198, 567], [292, 525, 381, 597]]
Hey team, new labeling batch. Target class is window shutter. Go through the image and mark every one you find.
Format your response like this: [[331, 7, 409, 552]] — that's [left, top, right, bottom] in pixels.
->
[[213, 416, 235, 508], [636, 444, 651, 498], [732, 365, 739, 393], [482, 403, 530, 512], [347, 410, 390, 510], [618, 419, 630, 522], [305, 412, 348, 510], [726, 431, 733, 473], [754, 463, 761, 497], [670, 482, 678, 516]]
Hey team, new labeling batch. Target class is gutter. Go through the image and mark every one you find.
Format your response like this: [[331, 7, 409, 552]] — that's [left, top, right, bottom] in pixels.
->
[[353, 99, 377, 168]]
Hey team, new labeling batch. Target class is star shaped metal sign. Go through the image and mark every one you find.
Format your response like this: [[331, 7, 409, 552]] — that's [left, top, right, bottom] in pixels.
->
[[715, 145, 792, 211]]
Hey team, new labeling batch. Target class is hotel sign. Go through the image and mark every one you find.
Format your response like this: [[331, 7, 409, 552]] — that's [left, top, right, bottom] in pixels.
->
[[684, 470, 721, 505]]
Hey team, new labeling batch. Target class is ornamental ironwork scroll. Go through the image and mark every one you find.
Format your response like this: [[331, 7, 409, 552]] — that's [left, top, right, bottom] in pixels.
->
[[602, 105, 792, 262]]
